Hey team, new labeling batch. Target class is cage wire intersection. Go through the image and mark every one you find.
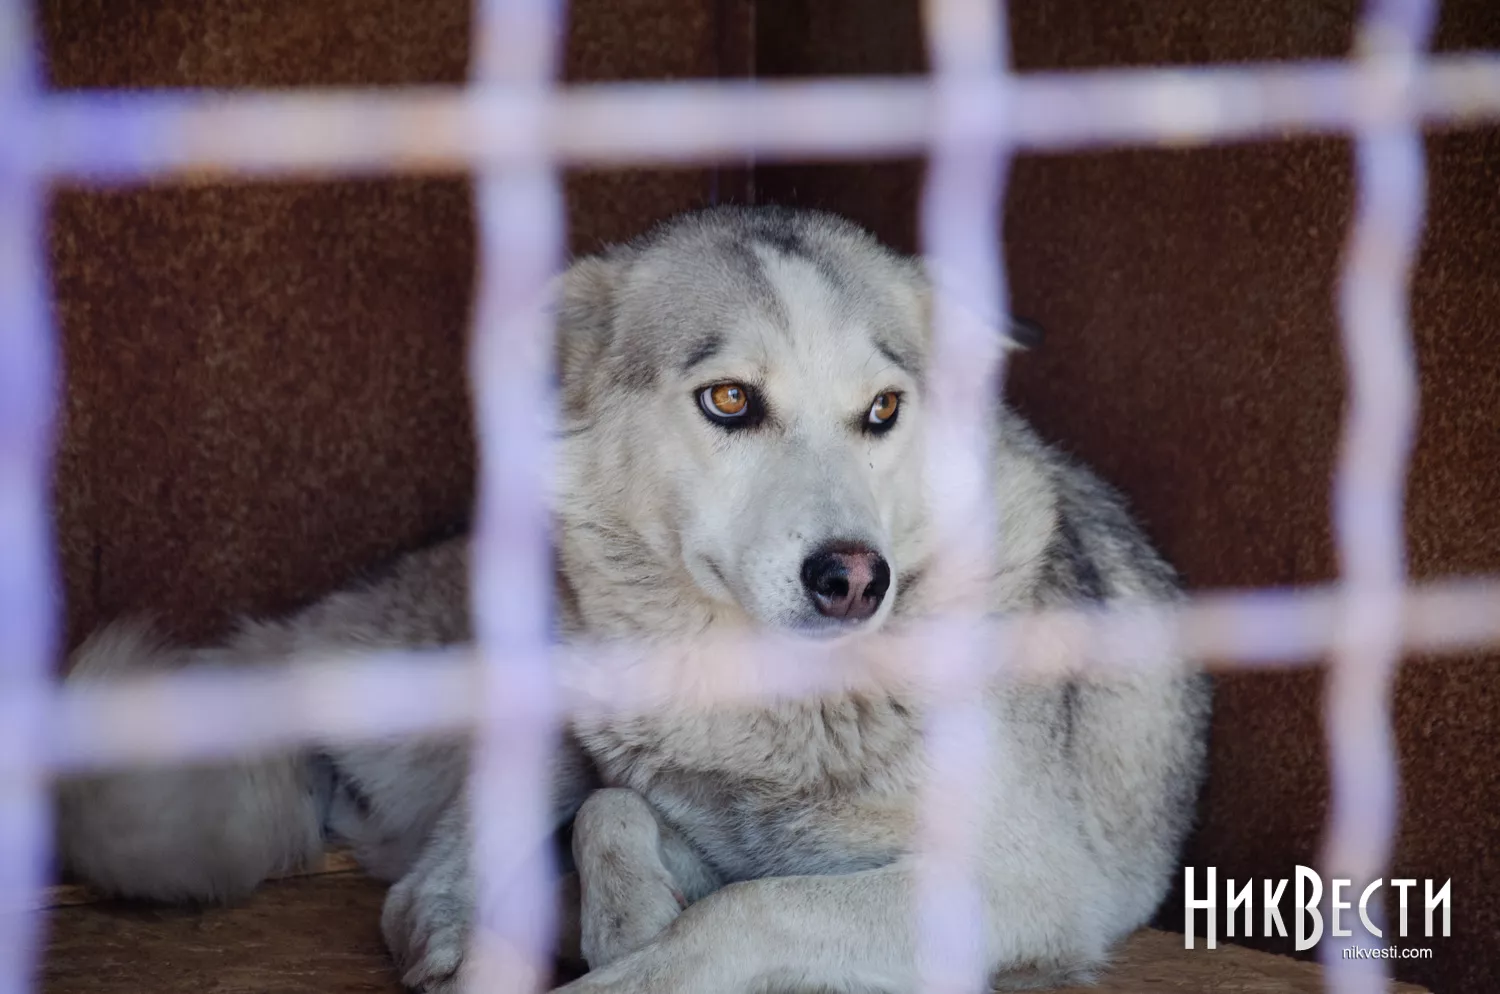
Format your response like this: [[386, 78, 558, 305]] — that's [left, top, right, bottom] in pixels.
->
[[3, 0, 1500, 992]]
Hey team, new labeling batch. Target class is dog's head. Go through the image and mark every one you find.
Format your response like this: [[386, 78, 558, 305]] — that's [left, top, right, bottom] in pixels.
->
[[552, 207, 1018, 640]]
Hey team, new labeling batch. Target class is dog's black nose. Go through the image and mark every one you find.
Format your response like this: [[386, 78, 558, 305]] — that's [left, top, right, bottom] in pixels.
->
[[801, 543, 891, 622]]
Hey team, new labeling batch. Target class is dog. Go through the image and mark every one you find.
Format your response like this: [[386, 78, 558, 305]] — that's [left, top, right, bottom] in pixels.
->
[[56, 205, 1211, 993]]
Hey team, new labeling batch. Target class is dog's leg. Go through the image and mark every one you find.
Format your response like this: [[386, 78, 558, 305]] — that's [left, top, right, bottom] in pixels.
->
[[381, 800, 476, 994], [382, 761, 602, 994], [573, 788, 719, 970], [550, 858, 1107, 994]]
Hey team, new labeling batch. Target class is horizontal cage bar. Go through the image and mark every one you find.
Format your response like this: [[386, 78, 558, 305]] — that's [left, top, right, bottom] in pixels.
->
[[14, 578, 1500, 778], [3, 57, 1493, 182]]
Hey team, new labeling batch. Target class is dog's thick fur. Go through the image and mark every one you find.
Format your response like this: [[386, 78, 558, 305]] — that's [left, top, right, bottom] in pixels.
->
[[57, 206, 1210, 993]]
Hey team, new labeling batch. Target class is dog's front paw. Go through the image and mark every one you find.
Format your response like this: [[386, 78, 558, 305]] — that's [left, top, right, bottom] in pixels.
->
[[381, 838, 474, 993], [579, 859, 687, 969]]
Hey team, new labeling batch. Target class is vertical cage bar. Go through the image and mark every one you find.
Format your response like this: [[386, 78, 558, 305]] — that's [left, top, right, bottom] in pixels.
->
[[1322, 0, 1435, 990], [465, 0, 568, 991], [914, 1, 1012, 992], [0, 4, 56, 994]]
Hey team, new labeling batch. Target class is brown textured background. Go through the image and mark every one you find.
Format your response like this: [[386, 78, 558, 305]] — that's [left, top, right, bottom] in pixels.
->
[[40, 2, 1497, 993]]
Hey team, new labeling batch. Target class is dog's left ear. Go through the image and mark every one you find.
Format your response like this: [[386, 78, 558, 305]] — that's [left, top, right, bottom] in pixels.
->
[[550, 255, 621, 419]]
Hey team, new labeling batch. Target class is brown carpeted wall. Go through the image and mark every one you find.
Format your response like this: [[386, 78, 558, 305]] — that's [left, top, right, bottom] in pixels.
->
[[41, 2, 1498, 993]]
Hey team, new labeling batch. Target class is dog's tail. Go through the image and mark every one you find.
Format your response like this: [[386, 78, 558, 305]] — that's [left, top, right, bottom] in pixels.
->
[[55, 619, 330, 904]]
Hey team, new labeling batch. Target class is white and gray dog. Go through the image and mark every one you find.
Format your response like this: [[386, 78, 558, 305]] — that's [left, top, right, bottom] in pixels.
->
[[57, 206, 1211, 993]]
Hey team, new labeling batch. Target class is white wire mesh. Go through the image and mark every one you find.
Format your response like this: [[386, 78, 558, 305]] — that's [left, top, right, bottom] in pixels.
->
[[912, 1, 1010, 992], [0, 6, 56, 994], [14, 56, 1500, 178], [1, 0, 1498, 993], [464, 1, 567, 990], [20, 577, 1500, 774], [1320, 2, 1436, 990]]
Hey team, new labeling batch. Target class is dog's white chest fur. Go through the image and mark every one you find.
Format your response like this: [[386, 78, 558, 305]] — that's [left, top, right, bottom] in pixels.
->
[[575, 693, 925, 882]]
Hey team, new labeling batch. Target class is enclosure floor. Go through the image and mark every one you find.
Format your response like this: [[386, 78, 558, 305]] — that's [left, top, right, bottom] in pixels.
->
[[38, 862, 1428, 994]]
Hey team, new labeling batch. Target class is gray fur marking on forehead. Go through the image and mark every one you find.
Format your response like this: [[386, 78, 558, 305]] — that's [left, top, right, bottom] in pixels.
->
[[722, 241, 793, 334], [591, 206, 927, 392], [738, 217, 852, 296], [873, 339, 921, 381], [680, 334, 725, 373]]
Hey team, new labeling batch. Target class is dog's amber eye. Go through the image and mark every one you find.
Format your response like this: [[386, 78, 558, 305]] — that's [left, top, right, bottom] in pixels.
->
[[702, 383, 749, 418], [868, 391, 900, 426]]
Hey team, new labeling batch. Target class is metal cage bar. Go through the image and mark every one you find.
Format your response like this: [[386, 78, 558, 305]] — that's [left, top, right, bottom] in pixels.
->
[[26, 577, 1500, 777], [912, 1, 1011, 992], [1321, 0, 1436, 989], [0, 4, 56, 994], [12, 57, 1500, 181], [464, 1, 568, 991]]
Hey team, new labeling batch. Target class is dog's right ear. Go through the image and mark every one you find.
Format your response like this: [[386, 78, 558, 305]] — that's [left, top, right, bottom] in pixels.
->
[[1005, 316, 1045, 351], [551, 255, 619, 420], [905, 260, 1044, 356]]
